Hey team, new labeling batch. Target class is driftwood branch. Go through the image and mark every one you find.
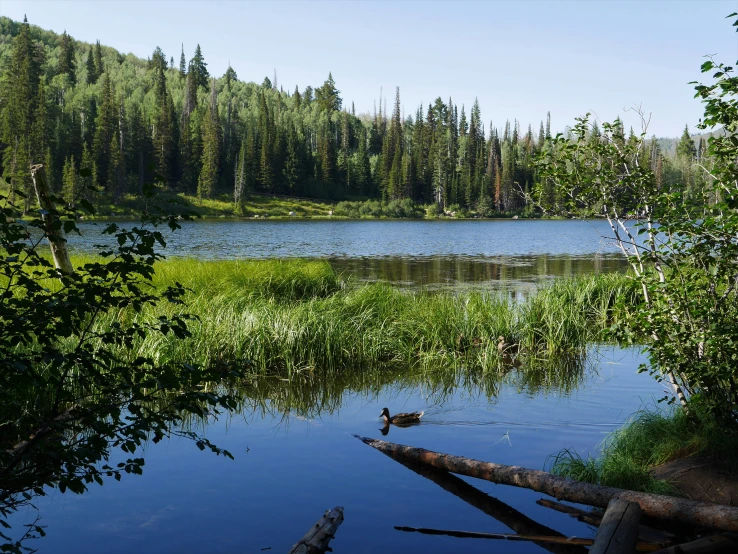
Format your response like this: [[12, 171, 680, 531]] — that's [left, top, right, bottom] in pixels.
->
[[288, 506, 344, 554], [354, 436, 738, 532], [387, 452, 587, 554], [651, 532, 738, 554], [30, 164, 74, 276], [393, 526, 662, 552], [536, 498, 674, 547]]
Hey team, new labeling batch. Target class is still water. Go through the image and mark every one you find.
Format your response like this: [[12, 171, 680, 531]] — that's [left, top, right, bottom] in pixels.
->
[[25, 348, 663, 553], [17, 220, 660, 553], [70, 219, 630, 290]]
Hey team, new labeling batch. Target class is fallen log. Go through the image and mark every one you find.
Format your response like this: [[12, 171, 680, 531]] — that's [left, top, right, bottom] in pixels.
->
[[288, 506, 344, 554], [590, 498, 642, 554], [354, 435, 738, 532], [651, 532, 738, 554], [393, 526, 663, 551], [536, 498, 674, 546], [393, 457, 587, 554]]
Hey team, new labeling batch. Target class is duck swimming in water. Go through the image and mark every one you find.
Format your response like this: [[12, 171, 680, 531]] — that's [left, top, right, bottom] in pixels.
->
[[379, 407, 424, 426]]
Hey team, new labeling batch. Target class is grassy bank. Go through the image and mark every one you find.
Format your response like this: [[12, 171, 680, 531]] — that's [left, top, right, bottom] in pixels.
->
[[42, 188, 534, 220], [77, 191, 337, 219], [548, 408, 738, 494], [73, 258, 637, 375]]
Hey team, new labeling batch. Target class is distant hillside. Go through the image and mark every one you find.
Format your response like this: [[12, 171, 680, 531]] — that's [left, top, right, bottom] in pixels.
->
[[0, 15, 718, 218], [656, 130, 722, 156]]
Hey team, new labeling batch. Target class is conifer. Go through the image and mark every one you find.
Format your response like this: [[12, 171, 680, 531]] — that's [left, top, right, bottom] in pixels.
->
[[189, 44, 209, 90], [58, 31, 76, 84], [198, 80, 221, 198], [179, 44, 186, 77], [94, 40, 103, 80], [85, 45, 97, 84]]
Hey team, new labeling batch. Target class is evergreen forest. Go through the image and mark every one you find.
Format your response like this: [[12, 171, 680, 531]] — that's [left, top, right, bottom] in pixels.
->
[[0, 16, 715, 217]]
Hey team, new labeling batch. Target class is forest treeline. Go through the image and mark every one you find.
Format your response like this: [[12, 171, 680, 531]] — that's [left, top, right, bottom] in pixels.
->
[[0, 16, 713, 215]]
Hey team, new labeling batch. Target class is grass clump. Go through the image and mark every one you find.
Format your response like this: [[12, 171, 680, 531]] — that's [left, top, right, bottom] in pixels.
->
[[548, 408, 738, 494], [151, 258, 342, 302]]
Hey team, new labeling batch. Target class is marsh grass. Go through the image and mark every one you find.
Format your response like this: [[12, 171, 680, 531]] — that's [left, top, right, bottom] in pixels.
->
[[548, 408, 738, 494], [77, 259, 635, 378]]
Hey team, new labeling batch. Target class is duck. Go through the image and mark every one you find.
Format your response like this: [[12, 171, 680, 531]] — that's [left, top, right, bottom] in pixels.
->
[[379, 407, 424, 426]]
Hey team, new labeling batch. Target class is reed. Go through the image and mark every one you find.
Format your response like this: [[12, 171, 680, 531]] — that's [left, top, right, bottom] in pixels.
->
[[86, 259, 635, 377]]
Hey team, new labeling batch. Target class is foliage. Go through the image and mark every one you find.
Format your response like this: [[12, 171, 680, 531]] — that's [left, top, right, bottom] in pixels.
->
[[0, 17, 562, 216], [333, 198, 424, 218], [535, 17, 738, 424], [0, 180, 242, 551]]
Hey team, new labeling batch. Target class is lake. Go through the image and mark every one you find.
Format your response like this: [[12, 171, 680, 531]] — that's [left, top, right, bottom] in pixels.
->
[[70, 219, 630, 290], [15, 220, 663, 553]]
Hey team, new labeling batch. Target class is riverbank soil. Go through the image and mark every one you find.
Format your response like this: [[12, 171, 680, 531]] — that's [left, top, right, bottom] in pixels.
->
[[651, 457, 738, 506]]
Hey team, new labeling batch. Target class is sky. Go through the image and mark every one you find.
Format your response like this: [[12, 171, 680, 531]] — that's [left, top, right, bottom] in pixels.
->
[[2, 0, 738, 137]]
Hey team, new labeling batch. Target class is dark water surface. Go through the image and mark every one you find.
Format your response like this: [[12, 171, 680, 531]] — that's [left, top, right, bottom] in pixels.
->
[[70, 219, 630, 289], [20, 348, 663, 554]]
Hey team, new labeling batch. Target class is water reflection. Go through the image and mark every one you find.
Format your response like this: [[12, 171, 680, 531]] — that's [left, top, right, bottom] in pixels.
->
[[331, 254, 627, 291], [18, 347, 663, 554], [232, 351, 591, 420]]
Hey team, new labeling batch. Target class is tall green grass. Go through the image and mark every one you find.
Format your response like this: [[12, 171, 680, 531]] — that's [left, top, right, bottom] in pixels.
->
[[548, 408, 738, 494], [83, 259, 635, 377]]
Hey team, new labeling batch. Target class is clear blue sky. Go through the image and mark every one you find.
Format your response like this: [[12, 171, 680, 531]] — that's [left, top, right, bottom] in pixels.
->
[[2, 0, 737, 137]]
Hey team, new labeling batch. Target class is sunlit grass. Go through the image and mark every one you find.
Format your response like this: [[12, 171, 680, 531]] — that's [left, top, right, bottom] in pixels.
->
[[548, 408, 738, 494], [78, 259, 636, 377]]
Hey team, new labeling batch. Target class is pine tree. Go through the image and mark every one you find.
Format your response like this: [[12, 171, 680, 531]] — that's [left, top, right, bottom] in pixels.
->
[[198, 79, 220, 198], [94, 40, 103, 80], [189, 44, 209, 90], [80, 143, 97, 202], [293, 86, 301, 110], [179, 44, 186, 77], [315, 72, 341, 112], [676, 124, 696, 199], [676, 124, 696, 160], [62, 155, 79, 203], [92, 73, 116, 188], [1, 16, 44, 205], [537, 122, 545, 150], [355, 127, 371, 195], [152, 65, 177, 185], [85, 45, 97, 85], [283, 126, 300, 194], [58, 30, 76, 85]]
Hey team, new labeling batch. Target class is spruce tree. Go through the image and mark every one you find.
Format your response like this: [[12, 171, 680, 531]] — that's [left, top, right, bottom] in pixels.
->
[[283, 126, 300, 194], [198, 80, 220, 198], [92, 73, 116, 188], [189, 44, 209, 90], [58, 30, 76, 85], [315, 72, 341, 112], [538, 122, 545, 150], [94, 40, 103, 80], [1, 16, 43, 204], [85, 45, 97, 85], [62, 155, 79, 203], [152, 65, 177, 185], [179, 44, 186, 77]]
